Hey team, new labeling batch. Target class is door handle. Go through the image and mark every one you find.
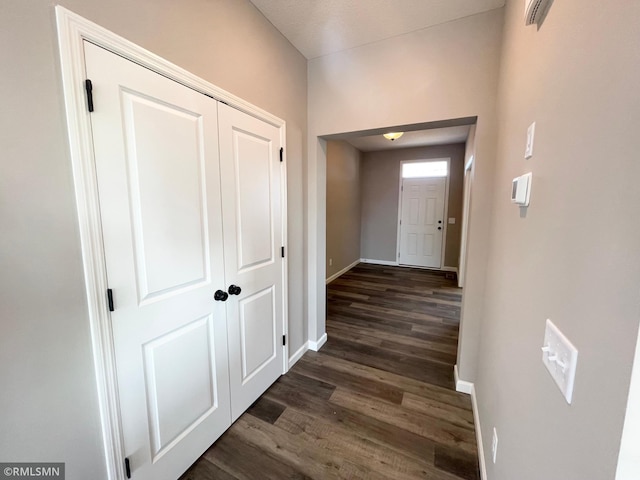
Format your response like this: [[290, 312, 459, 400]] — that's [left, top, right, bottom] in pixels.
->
[[438, 226, 442, 230], [228, 285, 242, 295], [214, 290, 229, 302]]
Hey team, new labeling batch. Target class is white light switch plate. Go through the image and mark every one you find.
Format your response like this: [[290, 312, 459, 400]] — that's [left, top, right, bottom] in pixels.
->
[[542, 319, 578, 403], [525, 122, 535, 159], [448, 218, 456, 224]]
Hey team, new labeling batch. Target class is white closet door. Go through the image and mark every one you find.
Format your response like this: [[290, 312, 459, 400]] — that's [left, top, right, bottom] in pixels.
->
[[218, 103, 284, 421], [84, 42, 231, 480]]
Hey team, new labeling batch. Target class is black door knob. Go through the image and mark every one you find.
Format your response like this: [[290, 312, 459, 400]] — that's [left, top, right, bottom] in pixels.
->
[[214, 290, 229, 301], [437, 226, 442, 230], [228, 285, 242, 295]]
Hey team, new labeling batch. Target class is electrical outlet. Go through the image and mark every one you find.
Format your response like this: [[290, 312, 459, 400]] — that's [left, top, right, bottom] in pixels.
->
[[491, 427, 498, 464], [329, 258, 333, 266], [542, 319, 579, 403]]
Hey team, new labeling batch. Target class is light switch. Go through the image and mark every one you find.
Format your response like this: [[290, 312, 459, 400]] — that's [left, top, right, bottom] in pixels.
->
[[541, 319, 578, 403], [448, 218, 456, 224], [525, 122, 536, 159]]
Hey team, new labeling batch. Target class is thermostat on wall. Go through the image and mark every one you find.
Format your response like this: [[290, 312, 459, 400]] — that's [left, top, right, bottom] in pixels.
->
[[511, 172, 532, 206]]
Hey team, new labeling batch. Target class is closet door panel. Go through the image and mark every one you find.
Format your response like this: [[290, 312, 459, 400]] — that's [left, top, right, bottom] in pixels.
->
[[84, 41, 230, 480], [218, 103, 284, 421]]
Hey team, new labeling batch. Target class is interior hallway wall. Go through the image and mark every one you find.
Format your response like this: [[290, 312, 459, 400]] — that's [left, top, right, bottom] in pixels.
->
[[360, 144, 465, 267], [476, 0, 640, 478], [307, 8, 504, 371], [326, 141, 362, 280], [0, 1, 307, 478]]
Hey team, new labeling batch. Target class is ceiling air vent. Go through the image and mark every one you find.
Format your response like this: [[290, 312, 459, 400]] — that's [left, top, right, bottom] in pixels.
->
[[525, 0, 552, 26]]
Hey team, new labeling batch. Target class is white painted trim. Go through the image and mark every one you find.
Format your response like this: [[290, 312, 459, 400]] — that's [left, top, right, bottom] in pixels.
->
[[309, 333, 328, 351], [454, 367, 487, 480], [57, 8, 283, 127], [360, 258, 399, 266], [459, 154, 474, 288], [442, 161, 451, 268], [465, 155, 474, 173], [363, 258, 459, 275], [56, 9, 125, 479], [288, 342, 308, 369], [55, 7, 288, 479], [396, 158, 451, 269], [280, 127, 289, 374], [472, 385, 487, 480], [326, 259, 360, 284], [616, 329, 640, 479], [454, 365, 473, 394]]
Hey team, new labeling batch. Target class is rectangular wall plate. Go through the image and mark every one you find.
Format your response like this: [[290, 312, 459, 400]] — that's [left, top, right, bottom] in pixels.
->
[[542, 319, 579, 403], [511, 172, 532, 206], [491, 427, 498, 464], [525, 122, 535, 159]]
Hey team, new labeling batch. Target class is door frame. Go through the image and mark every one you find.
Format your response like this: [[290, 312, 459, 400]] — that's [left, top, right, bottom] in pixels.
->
[[458, 155, 474, 287], [55, 7, 289, 480], [395, 158, 451, 269]]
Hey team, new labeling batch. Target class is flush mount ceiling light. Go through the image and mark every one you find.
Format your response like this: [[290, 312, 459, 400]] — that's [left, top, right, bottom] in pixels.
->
[[383, 132, 404, 141]]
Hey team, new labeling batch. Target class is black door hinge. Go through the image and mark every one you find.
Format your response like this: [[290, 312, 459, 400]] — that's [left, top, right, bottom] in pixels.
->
[[107, 289, 114, 312], [281, 246, 285, 258], [85, 79, 94, 112], [279, 147, 283, 162], [124, 457, 131, 479], [282, 335, 286, 346]]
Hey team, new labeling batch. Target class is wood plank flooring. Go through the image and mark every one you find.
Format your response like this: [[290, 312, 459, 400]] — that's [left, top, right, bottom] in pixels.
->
[[181, 263, 479, 480]]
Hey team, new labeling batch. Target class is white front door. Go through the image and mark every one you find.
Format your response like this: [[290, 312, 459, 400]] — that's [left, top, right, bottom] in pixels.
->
[[398, 177, 446, 268], [218, 103, 284, 421], [85, 42, 231, 480]]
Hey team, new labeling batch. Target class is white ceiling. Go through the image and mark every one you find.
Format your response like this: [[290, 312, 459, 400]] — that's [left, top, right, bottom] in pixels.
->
[[345, 125, 471, 152], [249, 0, 505, 59]]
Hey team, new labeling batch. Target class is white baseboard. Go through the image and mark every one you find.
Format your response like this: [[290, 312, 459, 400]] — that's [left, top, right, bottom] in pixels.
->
[[454, 364, 474, 394], [308, 333, 327, 351], [472, 384, 487, 480], [288, 342, 308, 369], [326, 259, 360, 284], [455, 365, 487, 480], [360, 258, 399, 266], [362, 258, 460, 274]]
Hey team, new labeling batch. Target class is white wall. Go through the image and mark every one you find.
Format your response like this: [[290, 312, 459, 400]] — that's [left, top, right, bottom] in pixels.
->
[[307, 9, 504, 368], [476, 0, 640, 478], [0, 1, 306, 478]]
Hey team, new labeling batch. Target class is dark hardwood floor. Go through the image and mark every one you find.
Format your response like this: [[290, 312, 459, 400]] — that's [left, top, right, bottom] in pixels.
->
[[181, 263, 479, 480]]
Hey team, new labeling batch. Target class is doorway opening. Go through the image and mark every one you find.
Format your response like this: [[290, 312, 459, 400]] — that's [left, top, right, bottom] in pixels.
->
[[397, 159, 450, 269], [320, 117, 478, 387]]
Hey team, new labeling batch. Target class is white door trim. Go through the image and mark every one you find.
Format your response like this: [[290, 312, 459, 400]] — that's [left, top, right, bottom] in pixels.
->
[[55, 7, 288, 479], [395, 158, 451, 269], [459, 155, 474, 287]]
